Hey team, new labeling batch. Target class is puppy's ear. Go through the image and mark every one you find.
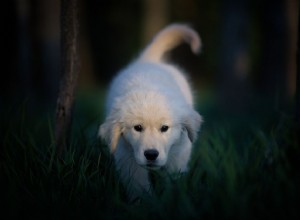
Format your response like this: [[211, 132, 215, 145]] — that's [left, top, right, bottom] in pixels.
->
[[182, 110, 203, 143], [98, 113, 122, 152]]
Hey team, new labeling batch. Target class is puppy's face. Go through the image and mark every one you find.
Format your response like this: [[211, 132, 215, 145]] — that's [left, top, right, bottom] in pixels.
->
[[122, 111, 182, 169], [100, 92, 202, 169]]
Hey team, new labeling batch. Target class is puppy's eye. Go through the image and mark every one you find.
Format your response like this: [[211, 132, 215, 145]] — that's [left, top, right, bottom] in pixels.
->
[[160, 125, 169, 132], [133, 124, 143, 132]]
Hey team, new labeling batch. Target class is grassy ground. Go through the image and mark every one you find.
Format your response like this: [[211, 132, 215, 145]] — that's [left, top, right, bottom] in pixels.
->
[[1, 89, 299, 219]]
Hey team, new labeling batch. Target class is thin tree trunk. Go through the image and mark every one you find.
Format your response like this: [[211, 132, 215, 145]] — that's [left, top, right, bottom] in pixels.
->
[[258, 0, 288, 111], [296, 8, 300, 126], [55, 0, 80, 158], [142, 0, 169, 45], [218, 0, 251, 115]]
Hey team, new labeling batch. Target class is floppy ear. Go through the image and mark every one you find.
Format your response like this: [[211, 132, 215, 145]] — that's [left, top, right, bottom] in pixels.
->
[[182, 110, 203, 143], [98, 113, 122, 153]]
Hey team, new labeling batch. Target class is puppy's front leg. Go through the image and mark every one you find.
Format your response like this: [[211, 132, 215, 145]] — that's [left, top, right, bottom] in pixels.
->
[[165, 131, 193, 173], [114, 139, 151, 202]]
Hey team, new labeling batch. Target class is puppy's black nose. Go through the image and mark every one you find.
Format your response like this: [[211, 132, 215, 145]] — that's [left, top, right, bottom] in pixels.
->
[[144, 149, 159, 161]]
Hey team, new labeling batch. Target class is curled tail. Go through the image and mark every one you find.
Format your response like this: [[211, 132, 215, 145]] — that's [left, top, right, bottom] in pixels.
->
[[139, 23, 201, 63]]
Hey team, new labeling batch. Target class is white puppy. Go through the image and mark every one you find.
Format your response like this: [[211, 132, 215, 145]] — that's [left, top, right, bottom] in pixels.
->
[[99, 24, 203, 200]]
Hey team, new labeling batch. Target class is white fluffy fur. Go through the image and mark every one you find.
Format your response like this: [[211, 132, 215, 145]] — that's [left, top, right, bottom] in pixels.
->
[[99, 24, 203, 200]]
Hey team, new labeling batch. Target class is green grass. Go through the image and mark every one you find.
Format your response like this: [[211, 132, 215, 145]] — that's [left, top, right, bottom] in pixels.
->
[[1, 91, 299, 219]]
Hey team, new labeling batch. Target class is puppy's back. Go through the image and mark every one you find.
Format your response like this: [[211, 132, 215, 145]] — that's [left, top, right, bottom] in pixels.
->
[[105, 24, 201, 113]]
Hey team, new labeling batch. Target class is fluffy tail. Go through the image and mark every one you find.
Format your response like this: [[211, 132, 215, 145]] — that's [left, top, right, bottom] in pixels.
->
[[139, 23, 201, 62]]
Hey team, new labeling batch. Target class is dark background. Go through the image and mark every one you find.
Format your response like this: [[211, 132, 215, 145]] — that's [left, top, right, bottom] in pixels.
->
[[1, 1, 299, 218], [2, 0, 298, 119]]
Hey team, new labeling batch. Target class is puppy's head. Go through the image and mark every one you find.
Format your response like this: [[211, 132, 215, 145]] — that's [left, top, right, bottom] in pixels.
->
[[99, 92, 202, 169]]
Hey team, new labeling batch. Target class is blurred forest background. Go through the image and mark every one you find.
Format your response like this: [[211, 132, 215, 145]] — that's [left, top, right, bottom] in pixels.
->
[[1, 0, 300, 218], [2, 0, 299, 119]]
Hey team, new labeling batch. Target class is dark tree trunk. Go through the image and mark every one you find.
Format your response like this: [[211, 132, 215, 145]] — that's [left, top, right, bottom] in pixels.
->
[[218, 0, 251, 115], [296, 9, 300, 126], [258, 0, 288, 111], [55, 0, 80, 158], [142, 0, 169, 44]]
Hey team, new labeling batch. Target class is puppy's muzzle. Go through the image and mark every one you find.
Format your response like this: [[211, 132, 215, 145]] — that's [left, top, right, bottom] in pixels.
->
[[144, 149, 159, 161]]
